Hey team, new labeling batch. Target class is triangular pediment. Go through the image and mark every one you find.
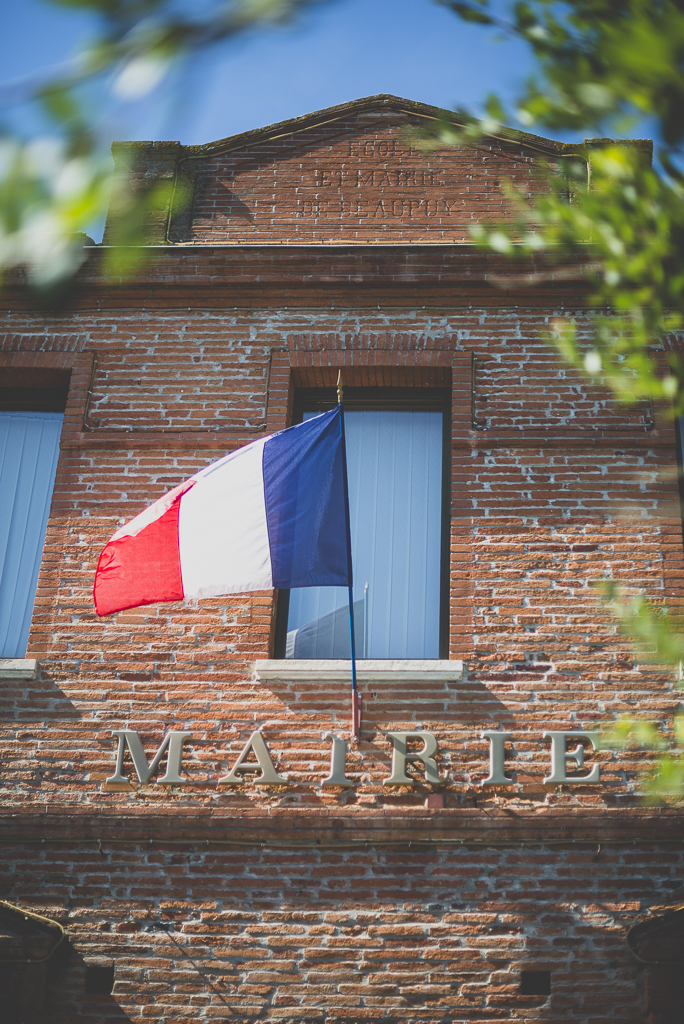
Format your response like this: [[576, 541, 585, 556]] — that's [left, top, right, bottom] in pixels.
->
[[185, 94, 566, 161], [165, 94, 565, 245]]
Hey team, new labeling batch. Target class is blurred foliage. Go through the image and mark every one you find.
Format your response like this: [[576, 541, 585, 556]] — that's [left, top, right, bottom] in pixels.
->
[[590, 578, 684, 801], [437, 0, 684, 796], [0, 0, 325, 289], [598, 581, 684, 667], [434, 0, 684, 411], [598, 713, 684, 803]]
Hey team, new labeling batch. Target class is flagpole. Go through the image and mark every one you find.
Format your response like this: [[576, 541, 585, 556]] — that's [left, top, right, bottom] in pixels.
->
[[337, 371, 361, 743]]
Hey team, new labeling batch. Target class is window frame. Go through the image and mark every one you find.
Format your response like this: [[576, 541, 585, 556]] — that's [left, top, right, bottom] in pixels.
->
[[0, 368, 71, 658], [675, 415, 684, 531], [273, 385, 452, 660]]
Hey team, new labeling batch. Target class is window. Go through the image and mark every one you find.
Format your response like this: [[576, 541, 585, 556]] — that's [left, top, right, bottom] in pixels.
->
[[275, 387, 450, 659], [0, 369, 69, 658]]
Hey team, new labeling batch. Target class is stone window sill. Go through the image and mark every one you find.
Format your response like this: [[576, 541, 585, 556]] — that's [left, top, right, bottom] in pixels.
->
[[253, 659, 463, 683], [0, 658, 38, 680]]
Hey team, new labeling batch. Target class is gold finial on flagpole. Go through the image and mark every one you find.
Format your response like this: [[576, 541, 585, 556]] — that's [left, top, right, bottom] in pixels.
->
[[337, 370, 344, 405]]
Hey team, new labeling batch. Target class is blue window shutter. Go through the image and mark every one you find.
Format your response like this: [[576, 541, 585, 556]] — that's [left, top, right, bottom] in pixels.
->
[[0, 413, 63, 658], [286, 409, 443, 659]]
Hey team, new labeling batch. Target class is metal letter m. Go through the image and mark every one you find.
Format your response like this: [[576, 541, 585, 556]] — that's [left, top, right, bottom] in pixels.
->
[[105, 729, 192, 785]]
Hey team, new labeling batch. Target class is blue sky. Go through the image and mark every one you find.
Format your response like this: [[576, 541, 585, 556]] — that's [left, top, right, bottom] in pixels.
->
[[2, 0, 579, 241], [2, 0, 536, 147]]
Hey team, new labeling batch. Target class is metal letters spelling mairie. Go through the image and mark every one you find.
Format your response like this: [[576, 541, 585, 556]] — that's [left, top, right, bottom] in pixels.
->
[[105, 728, 603, 788]]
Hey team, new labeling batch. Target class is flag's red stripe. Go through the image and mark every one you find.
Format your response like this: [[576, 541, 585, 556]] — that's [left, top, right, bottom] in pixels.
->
[[93, 498, 184, 616]]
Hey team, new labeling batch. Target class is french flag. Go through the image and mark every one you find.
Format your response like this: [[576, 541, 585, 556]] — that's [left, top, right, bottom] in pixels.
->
[[94, 408, 351, 616]]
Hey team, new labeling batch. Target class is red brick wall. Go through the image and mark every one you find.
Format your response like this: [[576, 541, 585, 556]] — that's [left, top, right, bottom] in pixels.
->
[[0, 304, 678, 812], [0, 112, 678, 1020], [2, 300, 679, 1021], [187, 113, 549, 244], [1, 840, 679, 1022]]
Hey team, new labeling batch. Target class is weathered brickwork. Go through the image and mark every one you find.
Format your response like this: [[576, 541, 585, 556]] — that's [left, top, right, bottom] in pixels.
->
[[188, 116, 548, 245], [1, 98, 682, 1021], [3, 841, 683, 1023], [103, 96, 570, 248]]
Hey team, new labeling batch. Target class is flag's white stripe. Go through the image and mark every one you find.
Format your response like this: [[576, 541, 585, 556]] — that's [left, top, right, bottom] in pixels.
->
[[178, 437, 273, 598]]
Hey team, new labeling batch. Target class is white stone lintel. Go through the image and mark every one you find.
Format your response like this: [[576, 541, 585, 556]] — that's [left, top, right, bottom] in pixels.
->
[[252, 659, 463, 684], [0, 658, 38, 680]]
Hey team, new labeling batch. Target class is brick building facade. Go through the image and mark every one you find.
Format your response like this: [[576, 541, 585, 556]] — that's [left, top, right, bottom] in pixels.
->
[[1, 94, 683, 1022]]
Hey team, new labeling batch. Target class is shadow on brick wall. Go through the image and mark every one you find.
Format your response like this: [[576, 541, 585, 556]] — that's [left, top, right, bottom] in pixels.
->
[[262, 675, 515, 728]]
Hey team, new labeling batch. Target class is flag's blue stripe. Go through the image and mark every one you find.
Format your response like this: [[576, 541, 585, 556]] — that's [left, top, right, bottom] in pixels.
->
[[262, 407, 351, 589]]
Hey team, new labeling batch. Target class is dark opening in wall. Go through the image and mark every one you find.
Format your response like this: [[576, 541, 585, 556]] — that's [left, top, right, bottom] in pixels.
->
[[85, 963, 115, 995], [520, 970, 551, 996], [0, 368, 72, 412]]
